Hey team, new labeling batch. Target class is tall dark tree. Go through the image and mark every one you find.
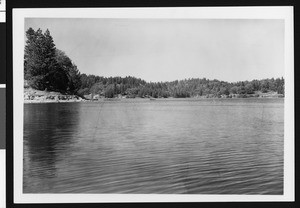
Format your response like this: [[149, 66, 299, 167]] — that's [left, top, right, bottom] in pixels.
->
[[24, 28, 65, 91], [42, 29, 68, 91], [24, 27, 36, 80], [55, 49, 81, 93], [24, 28, 46, 89], [67, 64, 82, 94]]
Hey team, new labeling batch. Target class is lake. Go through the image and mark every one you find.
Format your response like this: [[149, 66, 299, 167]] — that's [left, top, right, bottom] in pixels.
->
[[23, 98, 284, 194]]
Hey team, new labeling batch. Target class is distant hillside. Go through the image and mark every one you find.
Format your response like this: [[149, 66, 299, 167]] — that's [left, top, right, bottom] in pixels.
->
[[76, 75, 284, 99]]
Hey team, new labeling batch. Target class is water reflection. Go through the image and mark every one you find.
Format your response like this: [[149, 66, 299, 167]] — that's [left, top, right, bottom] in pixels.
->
[[23, 103, 80, 192]]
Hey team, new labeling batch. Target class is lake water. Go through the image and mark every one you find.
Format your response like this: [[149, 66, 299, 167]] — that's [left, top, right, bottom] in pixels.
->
[[23, 98, 284, 194]]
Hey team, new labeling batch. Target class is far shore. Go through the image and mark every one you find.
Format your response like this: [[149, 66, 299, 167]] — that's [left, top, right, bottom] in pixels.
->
[[24, 88, 284, 104]]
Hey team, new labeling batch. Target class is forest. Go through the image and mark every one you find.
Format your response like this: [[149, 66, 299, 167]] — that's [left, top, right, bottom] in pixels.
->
[[24, 28, 285, 99]]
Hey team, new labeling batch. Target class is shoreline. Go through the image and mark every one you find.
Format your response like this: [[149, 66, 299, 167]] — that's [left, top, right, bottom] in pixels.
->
[[24, 99, 87, 104], [24, 88, 85, 104], [24, 88, 284, 104], [24, 94, 284, 104]]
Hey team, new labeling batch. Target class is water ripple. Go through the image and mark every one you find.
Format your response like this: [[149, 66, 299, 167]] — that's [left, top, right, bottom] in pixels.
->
[[23, 99, 284, 194]]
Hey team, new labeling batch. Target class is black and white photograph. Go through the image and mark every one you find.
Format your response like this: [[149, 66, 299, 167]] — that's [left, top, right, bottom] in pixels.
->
[[12, 7, 294, 203]]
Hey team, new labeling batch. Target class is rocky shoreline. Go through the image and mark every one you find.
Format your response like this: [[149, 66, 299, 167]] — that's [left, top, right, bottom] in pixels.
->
[[24, 88, 86, 103]]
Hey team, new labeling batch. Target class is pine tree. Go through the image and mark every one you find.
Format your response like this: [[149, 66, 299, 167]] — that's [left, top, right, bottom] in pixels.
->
[[24, 28, 58, 90]]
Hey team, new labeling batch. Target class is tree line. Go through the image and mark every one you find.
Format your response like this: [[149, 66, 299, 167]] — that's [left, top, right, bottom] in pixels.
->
[[78, 75, 284, 98], [24, 28, 285, 99]]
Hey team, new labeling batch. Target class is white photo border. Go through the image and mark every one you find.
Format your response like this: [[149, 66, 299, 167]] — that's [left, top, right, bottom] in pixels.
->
[[13, 7, 294, 203]]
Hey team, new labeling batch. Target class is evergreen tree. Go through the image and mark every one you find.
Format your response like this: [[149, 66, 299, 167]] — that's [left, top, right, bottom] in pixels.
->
[[55, 49, 81, 93], [24, 28, 65, 91]]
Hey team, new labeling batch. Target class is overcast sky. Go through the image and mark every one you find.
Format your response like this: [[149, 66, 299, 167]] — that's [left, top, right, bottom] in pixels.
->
[[25, 18, 284, 82]]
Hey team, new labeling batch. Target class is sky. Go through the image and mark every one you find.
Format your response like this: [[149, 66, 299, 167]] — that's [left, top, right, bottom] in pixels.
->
[[25, 18, 284, 83]]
